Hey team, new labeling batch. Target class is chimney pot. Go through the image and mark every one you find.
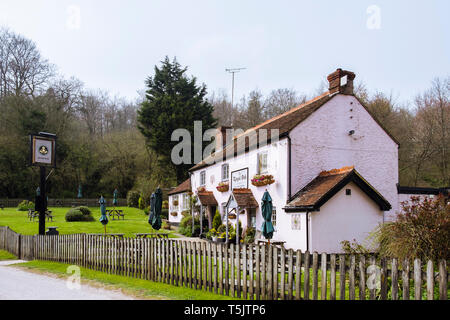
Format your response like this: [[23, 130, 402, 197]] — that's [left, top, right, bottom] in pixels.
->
[[327, 68, 356, 95]]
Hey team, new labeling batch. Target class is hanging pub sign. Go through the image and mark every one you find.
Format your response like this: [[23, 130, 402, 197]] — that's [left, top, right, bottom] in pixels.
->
[[231, 168, 248, 189], [30, 132, 57, 168]]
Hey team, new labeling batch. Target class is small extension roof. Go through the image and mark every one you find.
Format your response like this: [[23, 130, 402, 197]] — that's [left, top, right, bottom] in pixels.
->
[[284, 166, 391, 212]]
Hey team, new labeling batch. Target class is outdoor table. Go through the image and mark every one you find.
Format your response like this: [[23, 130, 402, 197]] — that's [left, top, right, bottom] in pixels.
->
[[135, 233, 169, 239], [256, 239, 286, 248], [88, 233, 124, 238]]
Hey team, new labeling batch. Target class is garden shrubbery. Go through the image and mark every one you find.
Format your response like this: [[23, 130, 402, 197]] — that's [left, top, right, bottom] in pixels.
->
[[373, 195, 449, 261], [127, 190, 140, 208], [65, 206, 95, 222], [17, 200, 34, 211]]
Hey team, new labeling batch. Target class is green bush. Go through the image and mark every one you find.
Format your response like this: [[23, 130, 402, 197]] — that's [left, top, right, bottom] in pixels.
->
[[213, 210, 222, 230], [17, 200, 34, 211], [65, 207, 95, 222], [127, 190, 140, 208], [161, 208, 169, 219], [138, 194, 145, 210], [179, 215, 203, 237], [243, 227, 256, 244], [373, 195, 449, 261]]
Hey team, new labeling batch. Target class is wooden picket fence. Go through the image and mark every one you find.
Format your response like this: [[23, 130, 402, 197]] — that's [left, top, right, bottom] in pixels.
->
[[0, 226, 447, 300]]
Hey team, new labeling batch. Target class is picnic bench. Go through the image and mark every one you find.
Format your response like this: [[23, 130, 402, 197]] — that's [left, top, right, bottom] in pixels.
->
[[106, 209, 125, 220], [135, 233, 169, 239], [256, 239, 286, 248], [88, 233, 125, 238], [28, 209, 54, 222]]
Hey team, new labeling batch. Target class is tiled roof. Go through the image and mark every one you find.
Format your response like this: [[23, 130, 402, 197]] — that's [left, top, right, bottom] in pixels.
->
[[197, 191, 218, 206], [285, 166, 391, 211], [189, 91, 333, 171], [232, 188, 259, 208], [167, 178, 191, 195]]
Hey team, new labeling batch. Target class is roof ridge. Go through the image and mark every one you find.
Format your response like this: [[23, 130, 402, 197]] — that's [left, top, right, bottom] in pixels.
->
[[319, 166, 355, 177]]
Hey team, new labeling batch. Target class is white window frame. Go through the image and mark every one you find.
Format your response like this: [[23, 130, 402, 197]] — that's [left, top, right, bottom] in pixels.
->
[[257, 151, 268, 174], [182, 193, 190, 210], [272, 206, 277, 231], [200, 171, 206, 186], [221, 163, 229, 181], [171, 194, 179, 211]]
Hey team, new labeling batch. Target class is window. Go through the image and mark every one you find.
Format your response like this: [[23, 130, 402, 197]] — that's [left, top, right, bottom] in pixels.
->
[[221, 164, 229, 181], [182, 193, 190, 210], [257, 152, 268, 174], [272, 207, 277, 230], [200, 171, 206, 186]]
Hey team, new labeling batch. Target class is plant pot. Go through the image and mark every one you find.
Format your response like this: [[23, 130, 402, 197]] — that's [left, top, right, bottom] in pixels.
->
[[228, 214, 236, 219], [170, 212, 178, 217], [212, 236, 218, 242]]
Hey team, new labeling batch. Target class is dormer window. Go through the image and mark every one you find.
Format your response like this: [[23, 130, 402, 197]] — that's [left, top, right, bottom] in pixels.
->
[[257, 152, 268, 174], [221, 164, 229, 181], [200, 171, 206, 186]]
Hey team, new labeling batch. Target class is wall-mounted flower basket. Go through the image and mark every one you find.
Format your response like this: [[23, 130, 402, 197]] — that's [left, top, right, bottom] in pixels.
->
[[197, 186, 206, 193], [216, 182, 229, 192], [228, 213, 236, 219], [170, 212, 178, 217], [172, 200, 179, 206], [251, 174, 275, 187]]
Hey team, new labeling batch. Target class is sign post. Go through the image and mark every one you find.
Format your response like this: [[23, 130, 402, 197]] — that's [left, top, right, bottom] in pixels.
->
[[30, 132, 56, 235]]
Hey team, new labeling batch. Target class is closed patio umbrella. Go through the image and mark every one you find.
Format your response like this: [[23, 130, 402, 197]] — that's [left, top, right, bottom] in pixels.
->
[[77, 185, 82, 198], [99, 195, 108, 234], [149, 187, 162, 231], [261, 190, 274, 244], [113, 188, 119, 207]]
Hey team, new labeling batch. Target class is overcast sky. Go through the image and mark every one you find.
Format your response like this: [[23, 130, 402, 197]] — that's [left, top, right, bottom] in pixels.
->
[[1, 0, 449, 106]]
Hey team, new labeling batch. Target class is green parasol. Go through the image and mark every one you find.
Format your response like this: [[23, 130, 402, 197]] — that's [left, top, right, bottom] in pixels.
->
[[261, 190, 274, 243], [99, 195, 108, 234], [149, 187, 162, 230], [77, 184, 82, 198], [113, 188, 118, 206]]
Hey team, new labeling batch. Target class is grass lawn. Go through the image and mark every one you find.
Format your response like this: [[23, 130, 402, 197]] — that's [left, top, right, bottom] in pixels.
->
[[12, 260, 238, 300], [0, 206, 179, 238], [0, 249, 17, 261]]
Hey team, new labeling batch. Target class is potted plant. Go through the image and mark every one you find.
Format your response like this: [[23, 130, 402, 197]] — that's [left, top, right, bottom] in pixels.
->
[[210, 228, 218, 241], [218, 232, 226, 242], [216, 181, 229, 192], [228, 213, 236, 219], [170, 211, 178, 217], [251, 174, 275, 187], [197, 186, 206, 193]]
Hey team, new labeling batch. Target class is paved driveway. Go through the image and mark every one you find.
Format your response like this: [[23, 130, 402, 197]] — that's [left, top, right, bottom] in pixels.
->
[[0, 260, 134, 300]]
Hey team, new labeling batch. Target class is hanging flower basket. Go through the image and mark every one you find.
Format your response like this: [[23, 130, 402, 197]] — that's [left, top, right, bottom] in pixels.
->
[[216, 182, 229, 192], [228, 213, 236, 219], [170, 212, 178, 217], [197, 186, 206, 193], [172, 199, 179, 206], [251, 174, 275, 187]]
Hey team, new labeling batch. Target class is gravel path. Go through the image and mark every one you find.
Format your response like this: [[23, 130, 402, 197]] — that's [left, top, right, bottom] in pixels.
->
[[0, 260, 135, 300]]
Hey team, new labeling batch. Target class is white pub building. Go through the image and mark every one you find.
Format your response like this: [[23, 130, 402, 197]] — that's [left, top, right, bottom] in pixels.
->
[[168, 68, 446, 253]]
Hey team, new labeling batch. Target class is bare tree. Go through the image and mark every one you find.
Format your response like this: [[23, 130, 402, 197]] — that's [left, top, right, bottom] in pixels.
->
[[0, 28, 55, 98], [264, 88, 306, 119]]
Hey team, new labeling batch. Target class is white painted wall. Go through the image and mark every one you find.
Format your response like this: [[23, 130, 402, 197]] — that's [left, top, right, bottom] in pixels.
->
[[289, 94, 399, 221], [168, 193, 190, 224], [190, 139, 289, 241], [309, 182, 384, 253]]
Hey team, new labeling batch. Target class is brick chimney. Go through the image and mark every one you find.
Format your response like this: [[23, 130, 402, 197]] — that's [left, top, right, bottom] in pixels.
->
[[215, 126, 232, 152], [327, 68, 356, 95]]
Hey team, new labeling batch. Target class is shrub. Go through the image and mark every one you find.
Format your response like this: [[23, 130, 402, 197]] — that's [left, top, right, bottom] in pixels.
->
[[341, 239, 371, 255], [17, 200, 34, 211], [243, 227, 256, 244], [127, 190, 140, 207], [213, 210, 222, 230], [65, 207, 95, 222], [138, 195, 145, 210], [144, 206, 150, 215], [179, 215, 202, 237], [373, 195, 450, 261], [161, 208, 169, 219]]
